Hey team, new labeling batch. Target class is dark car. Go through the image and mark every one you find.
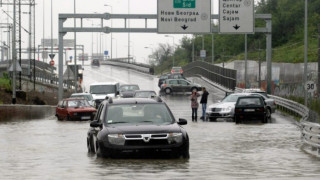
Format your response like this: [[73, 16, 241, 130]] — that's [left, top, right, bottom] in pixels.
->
[[87, 97, 189, 159], [133, 90, 157, 98], [119, 84, 140, 98], [160, 79, 202, 94], [158, 73, 185, 88], [56, 98, 97, 121], [91, 59, 100, 66], [234, 96, 267, 124]]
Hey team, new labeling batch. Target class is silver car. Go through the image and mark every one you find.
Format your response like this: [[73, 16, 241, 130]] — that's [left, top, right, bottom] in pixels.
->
[[160, 79, 202, 94], [206, 93, 275, 121]]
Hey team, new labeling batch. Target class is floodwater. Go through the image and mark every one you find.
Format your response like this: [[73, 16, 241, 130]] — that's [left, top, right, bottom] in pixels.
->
[[1, 65, 320, 179]]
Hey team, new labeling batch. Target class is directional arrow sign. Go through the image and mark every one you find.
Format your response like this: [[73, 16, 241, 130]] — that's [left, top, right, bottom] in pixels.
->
[[157, 0, 211, 34], [49, 54, 55, 60], [219, 0, 254, 34]]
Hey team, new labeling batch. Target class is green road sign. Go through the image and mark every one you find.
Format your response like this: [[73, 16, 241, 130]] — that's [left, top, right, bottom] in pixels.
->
[[173, 0, 195, 8]]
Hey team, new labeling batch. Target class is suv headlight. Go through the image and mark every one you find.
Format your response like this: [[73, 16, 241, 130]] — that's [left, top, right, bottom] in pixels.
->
[[108, 134, 125, 145], [167, 133, 183, 144], [221, 106, 232, 113]]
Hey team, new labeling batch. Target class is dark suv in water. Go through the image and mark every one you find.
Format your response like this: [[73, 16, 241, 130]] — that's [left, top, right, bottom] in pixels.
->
[[87, 97, 189, 159]]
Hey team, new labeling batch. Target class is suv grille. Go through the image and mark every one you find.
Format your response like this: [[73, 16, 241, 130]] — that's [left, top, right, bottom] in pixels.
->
[[124, 134, 169, 146]]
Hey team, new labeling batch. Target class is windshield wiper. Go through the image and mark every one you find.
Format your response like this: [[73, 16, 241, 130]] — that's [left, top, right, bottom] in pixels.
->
[[109, 121, 128, 124]]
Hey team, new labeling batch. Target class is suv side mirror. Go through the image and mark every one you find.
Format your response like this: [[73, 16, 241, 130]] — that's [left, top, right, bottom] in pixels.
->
[[90, 120, 102, 128], [177, 118, 187, 125]]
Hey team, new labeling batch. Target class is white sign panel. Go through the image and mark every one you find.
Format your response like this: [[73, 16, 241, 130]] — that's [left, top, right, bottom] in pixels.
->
[[305, 81, 316, 93], [158, 0, 211, 33], [219, 0, 254, 34]]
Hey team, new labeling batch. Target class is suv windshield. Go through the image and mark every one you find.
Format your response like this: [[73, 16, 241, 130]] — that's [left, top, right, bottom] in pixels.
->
[[105, 104, 174, 125], [90, 85, 116, 94]]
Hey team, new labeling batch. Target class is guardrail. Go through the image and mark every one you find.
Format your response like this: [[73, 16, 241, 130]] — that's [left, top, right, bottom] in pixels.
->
[[0, 60, 73, 90], [183, 61, 237, 91], [100, 60, 154, 74], [235, 87, 320, 157]]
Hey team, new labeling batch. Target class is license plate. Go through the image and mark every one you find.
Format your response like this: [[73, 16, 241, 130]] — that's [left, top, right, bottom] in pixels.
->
[[244, 109, 255, 112], [81, 116, 91, 120]]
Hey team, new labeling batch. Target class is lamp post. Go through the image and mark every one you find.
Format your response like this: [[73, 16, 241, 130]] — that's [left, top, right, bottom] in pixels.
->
[[112, 38, 117, 58], [144, 46, 154, 64], [74, 0, 78, 93], [304, 0, 308, 106], [165, 35, 175, 66], [128, 0, 130, 63], [104, 4, 113, 60]]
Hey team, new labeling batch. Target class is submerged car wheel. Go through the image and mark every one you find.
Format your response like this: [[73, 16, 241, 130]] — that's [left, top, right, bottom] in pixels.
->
[[235, 117, 241, 124], [181, 142, 190, 159], [266, 108, 271, 120], [87, 136, 95, 153], [165, 88, 172, 94], [56, 115, 62, 121]]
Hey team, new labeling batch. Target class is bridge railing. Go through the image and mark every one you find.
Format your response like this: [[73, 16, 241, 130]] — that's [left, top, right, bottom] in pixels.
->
[[183, 61, 237, 91], [236, 87, 320, 156], [0, 60, 73, 90], [100, 60, 154, 74]]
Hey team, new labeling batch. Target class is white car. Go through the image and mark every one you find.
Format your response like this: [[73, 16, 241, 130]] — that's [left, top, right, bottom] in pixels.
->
[[89, 82, 120, 108], [206, 93, 274, 121]]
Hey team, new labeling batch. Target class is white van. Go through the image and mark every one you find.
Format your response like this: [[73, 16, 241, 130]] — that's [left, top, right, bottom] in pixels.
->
[[89, 82, 119, 108]]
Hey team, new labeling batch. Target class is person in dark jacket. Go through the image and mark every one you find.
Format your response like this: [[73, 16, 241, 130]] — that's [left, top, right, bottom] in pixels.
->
[[200, 87, 209, 121]]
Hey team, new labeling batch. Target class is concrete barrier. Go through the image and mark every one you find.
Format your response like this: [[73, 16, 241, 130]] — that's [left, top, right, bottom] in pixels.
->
[[0, 104, 56, 121]]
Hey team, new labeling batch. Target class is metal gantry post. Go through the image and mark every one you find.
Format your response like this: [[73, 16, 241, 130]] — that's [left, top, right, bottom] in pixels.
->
[[58, 17, 66, 101], [266, 19, 272, 94]]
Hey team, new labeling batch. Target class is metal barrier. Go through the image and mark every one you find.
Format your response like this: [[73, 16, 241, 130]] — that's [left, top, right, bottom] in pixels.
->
[[183, 61, 237, 91], [236, 87, 320, 157], [0, 60, 73, 90], [100, 60, 153, 74]]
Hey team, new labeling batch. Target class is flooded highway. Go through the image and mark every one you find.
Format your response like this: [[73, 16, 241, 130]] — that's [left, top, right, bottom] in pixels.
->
[[1, 65, 320, 179]]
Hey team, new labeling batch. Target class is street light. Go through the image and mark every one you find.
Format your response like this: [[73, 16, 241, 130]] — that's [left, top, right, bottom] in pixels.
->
[[144, 46, 154, 65], [165, 35, 175, 66], [104, 4, 113, 60], [112, 38, 117, 58]]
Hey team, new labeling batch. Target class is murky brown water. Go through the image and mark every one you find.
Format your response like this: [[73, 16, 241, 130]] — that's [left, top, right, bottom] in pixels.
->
[[1, 65, 320, 179]]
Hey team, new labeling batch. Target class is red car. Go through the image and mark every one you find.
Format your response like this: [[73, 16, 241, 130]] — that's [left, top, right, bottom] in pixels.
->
[[56, 98, 97, 121]]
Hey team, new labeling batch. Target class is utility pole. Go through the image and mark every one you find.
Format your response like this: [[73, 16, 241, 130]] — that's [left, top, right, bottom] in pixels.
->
[[12, 0, 16, 104], [74, 0, 77, 93], [19, 0, 21, 90], [317, 24, 320, 98]]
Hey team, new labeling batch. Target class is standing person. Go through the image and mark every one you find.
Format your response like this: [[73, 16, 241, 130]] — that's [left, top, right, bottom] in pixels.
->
[[190, 90, 200, 122], [200, 87, 209, 121]]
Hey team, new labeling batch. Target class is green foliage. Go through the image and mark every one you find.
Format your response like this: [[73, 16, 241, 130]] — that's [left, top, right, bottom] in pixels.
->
[[152, 0, 320, 73], [0, 72, 12, 91]]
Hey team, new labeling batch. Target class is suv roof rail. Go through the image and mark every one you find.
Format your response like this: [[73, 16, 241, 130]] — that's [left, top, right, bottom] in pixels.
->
[[154, 96, 162, 102], [107, 97, 113, 104]]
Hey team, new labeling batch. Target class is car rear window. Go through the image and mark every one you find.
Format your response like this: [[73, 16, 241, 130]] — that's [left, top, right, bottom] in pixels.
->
[[237, 97, 262, 106]]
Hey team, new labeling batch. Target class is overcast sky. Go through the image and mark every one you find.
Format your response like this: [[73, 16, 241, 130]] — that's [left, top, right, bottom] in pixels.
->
[[0, 0, 220, 64]]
